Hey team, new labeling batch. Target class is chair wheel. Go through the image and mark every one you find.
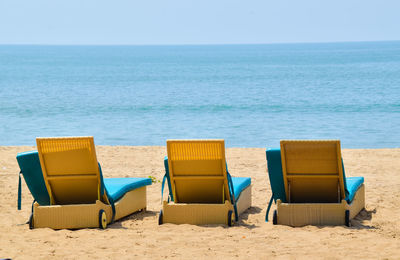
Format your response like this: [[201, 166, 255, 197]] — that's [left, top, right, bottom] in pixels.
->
[[227, 210, 233, 227], [98, 209, 107, 229], [158, 210, 163, 225], [345, 210, 350, 227], [273, 210, 278, 225], [29, 214, 34, 229]]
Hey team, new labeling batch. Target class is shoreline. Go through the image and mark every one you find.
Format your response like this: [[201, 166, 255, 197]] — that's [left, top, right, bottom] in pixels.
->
[[2, 145, 399, 149]]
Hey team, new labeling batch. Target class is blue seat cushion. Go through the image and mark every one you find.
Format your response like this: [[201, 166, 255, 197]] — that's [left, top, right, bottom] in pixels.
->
[[104, 178, 152, 202], [16, 150, 51, 206], [345, 176, 364, 203], [231, 177, 251, 201], [266, 148, 287, 203]]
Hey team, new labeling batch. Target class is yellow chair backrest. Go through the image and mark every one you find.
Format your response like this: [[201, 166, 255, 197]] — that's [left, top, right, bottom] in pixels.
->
[[166, 140, 231, 204], [36, 137, 101, 205], [280, 140, 345, 203]]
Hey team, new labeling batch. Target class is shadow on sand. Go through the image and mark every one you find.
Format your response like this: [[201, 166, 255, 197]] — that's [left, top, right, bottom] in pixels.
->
[[234, 206, 263, 229], [108, 210, 158, 229], [349, 208, 377, 230]]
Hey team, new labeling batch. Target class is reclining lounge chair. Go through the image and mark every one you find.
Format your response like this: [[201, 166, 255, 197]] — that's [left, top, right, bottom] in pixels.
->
[[265, 140, 365, 227], [16, 136, 152, 229], [159, 139, 251, 226]]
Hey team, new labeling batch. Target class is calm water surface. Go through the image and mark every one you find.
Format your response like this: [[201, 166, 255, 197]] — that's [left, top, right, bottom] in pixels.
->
[[0, 42, 399, 148]]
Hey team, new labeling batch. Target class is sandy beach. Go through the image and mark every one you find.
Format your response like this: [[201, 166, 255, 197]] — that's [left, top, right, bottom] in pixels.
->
[[1, 146, 399, 259]]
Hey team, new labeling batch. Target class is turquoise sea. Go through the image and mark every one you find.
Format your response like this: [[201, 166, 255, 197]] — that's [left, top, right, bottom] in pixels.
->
[[0, 41, 399, 148]]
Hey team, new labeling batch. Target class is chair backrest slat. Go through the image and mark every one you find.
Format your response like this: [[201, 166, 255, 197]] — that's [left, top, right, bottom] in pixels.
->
[[36, 137, 101, 205], [280, 140, 345, 203], [166, 140, 230, 203]]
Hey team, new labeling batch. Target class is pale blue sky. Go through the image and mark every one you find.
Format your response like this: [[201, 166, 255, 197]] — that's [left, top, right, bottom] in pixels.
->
[[0, 0, 399, 45]]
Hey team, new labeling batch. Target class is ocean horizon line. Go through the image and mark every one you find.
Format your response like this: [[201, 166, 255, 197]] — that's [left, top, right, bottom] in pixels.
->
[[0, 39, 399, 47]]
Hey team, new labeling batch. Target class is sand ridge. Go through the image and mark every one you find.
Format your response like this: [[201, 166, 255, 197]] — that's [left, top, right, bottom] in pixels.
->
[[0, 146, 399, 259]]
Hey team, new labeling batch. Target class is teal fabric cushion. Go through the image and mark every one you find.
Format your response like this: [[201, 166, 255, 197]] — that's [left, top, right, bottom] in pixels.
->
[[341, 159, 348, 201], [231, 177, 251, 201], [164, 157, 174, 201], [16, 150, 152, 205], [104, 178, 152, 202], [345, 177, 364, 203], [266, 148, 287, 203], [16, 151, 51, 205]]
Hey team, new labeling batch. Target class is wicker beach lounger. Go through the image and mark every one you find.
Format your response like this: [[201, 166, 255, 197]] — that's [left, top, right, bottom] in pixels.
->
[[159, 139, 251, 226], [16, 136, 151, 229], [265, 140, 365, 227]]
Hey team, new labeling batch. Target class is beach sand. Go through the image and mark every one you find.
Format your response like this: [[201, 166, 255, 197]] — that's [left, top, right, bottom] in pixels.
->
[[1, 146, 399, 259]]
